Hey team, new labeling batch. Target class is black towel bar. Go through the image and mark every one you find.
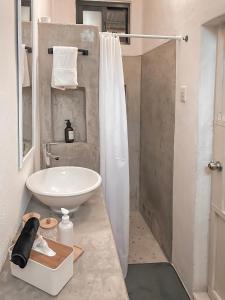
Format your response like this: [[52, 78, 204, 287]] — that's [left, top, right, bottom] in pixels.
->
[[48, 48, 88, 56], [25, 46, 32, 53]]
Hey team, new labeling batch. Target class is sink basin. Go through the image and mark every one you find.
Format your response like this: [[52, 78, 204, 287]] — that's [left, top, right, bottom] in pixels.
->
[[26, 166, 102, 213]]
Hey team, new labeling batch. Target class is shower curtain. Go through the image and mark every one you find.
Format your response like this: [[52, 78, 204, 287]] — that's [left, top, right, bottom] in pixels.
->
[[99, 32, 130, 277]]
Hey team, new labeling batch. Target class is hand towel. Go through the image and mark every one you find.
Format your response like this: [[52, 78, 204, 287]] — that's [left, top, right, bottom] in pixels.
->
[[11, 217, 40, 268], [21, 44, 30, 87], [51, 46, 78, 90]]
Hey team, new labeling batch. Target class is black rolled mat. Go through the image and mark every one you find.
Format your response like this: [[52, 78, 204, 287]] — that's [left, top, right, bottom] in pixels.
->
[[125, 263, 190, 300]]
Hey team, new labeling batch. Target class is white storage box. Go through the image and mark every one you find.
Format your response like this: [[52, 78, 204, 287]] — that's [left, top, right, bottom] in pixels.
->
[[9, 238, 74, 296]]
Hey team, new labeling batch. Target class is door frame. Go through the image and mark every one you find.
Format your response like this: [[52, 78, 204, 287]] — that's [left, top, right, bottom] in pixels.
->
[[208, 24, 225, 300]]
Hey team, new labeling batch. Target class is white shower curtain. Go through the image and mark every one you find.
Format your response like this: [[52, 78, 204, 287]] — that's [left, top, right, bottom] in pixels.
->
[[99, 32, 130, 277]]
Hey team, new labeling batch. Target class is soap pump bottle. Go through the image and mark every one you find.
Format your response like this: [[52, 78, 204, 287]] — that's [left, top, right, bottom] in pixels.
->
[[65, 120, 74, 143], [58, 208, 74, 247]]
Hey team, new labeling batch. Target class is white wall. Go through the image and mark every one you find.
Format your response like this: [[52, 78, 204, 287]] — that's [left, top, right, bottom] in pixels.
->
[[0, 1, 37, 269], [38, 0, 52, 20], [38, 0, 143, 56], [51, 0, 76, 25], [122, 0, 143, 56], [142, 0, 225, 296]]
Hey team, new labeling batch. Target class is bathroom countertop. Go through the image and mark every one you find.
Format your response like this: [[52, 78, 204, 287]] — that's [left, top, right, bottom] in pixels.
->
[[0, 189, 129, 300]]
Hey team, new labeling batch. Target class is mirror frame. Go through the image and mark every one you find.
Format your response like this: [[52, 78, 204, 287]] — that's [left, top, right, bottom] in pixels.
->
[[17, 0, 35, 169]]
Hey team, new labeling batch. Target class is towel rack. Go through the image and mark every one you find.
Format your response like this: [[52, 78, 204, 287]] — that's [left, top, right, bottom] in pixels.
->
[[48, 48, 88, 56], [25, 46, 32, 53]]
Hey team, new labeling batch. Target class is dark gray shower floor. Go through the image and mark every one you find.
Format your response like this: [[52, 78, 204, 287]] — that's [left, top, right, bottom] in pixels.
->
[[125, 263, 190, 300]]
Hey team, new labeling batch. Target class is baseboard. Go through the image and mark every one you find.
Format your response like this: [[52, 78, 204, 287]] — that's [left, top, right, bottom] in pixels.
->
[[193, 292, 211, 300]]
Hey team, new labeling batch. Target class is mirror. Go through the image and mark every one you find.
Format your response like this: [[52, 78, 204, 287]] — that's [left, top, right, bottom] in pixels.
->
[[21, 0, 31, 21], [17, 0, 34, 168]]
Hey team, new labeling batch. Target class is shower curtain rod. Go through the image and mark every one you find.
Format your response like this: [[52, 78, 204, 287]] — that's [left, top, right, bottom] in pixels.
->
[[116, 33, 189, 42]]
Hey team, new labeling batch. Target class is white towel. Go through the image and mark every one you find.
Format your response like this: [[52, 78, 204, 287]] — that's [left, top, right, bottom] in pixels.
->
[[21, 44, 30, 87], [51, 46, 78, 90]]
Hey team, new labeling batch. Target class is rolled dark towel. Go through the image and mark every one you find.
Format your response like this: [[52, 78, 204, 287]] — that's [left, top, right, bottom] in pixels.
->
[[11, 217, 40, 268]]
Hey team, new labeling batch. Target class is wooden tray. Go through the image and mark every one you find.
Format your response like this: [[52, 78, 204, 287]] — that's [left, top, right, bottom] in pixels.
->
[[73, 245, 84, 262]]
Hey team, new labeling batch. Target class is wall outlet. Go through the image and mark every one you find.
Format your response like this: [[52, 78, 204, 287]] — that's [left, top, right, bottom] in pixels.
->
[[180, 85, 187, 103]]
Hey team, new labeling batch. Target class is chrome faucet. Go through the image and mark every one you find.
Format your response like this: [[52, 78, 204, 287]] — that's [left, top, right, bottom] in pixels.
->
[[43, 143, 60, 168]]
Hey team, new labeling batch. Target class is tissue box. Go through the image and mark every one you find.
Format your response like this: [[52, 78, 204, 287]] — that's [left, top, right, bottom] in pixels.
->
[[9, 238, 74, 296]]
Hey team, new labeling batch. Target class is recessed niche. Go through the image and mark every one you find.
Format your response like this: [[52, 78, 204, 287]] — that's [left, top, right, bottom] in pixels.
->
[[51, 88, 87, 142]]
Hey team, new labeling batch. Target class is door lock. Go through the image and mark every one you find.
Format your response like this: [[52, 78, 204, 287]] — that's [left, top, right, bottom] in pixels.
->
[[208, 160, 223, 171]]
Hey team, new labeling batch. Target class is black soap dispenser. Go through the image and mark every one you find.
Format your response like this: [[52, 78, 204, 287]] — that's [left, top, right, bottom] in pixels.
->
[[65, 120, 74, 143]]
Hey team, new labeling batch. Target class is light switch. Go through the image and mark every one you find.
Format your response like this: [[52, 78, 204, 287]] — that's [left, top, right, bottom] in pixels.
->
[[180, 85, 187, 103]]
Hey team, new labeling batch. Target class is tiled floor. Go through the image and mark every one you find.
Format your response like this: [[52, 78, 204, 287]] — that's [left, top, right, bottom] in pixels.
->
[[129, 211, 167, 264]]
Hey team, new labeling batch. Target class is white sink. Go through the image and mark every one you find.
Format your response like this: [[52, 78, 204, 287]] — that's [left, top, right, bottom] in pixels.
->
[[26, 166, 102, 213]]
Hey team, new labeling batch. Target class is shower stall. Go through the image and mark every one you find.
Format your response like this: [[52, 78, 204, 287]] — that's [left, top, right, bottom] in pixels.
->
[[123, 38, 177, 264]]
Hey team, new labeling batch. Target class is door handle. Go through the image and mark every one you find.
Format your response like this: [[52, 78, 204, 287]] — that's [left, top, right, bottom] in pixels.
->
[[208, 160, 223, 171]]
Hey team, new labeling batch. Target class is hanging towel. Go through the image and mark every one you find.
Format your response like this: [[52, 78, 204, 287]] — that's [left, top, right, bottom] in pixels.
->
[[11, 217, 40, 268], [21, 44, 30, 87], [51, 46, 78, 90]]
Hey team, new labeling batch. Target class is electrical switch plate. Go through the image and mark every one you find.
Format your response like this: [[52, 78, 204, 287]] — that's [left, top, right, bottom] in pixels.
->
[[180, 85, 187, 103]]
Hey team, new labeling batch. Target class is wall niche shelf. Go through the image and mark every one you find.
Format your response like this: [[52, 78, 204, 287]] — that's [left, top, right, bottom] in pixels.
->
[[51, 87, 87, 143]]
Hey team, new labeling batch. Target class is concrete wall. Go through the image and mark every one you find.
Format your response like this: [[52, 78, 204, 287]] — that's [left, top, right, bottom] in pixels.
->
[[142, 0, 225, 296], [123, 56, 141, 211], [0, 1, 38, 269], [140, 41, 176, 260], [39, 23, 99, 171]]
